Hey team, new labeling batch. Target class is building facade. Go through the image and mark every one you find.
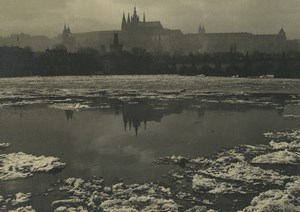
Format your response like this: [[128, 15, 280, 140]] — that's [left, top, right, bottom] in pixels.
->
[[69, 7, 182, 53]]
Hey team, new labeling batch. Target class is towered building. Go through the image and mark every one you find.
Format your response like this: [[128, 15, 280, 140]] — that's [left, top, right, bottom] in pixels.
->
[[67, 7, 183, 52], [181, 27, 296, 54], [63, 7, 299, 54]]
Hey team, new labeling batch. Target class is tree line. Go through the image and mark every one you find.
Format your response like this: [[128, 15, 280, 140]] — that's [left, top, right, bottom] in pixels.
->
[[0, 45, 299, 78]]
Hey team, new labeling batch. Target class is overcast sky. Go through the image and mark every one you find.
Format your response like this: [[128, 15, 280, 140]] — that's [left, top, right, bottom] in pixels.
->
[[0, 0, 299, 39]]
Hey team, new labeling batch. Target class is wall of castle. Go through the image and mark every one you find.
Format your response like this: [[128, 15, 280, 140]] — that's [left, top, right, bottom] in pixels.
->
[[180, 33, 290, 54]]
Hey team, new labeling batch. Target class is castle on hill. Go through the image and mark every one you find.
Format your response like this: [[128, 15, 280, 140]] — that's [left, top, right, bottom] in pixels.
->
[[62, 7, 297, 53], [0, 6, 297, 53]]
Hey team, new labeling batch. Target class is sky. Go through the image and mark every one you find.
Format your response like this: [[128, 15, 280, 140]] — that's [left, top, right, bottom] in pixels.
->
[[0, 0, 299, 39]]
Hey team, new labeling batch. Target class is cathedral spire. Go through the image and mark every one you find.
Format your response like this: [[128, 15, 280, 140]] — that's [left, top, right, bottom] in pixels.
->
[[122, 12, 127, 31], [134, 6, 137, 16], [127, 13, 131, 24], [132, 6, 139, 23]]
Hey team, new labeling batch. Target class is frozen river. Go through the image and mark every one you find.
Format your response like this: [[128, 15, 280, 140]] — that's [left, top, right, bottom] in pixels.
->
[[0, 75, 300, 211]]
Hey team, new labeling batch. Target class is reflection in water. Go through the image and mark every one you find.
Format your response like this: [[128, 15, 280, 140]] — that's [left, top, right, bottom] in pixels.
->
[[119, 95, 287, 135], [0, 93, 298, 211], [65, 110, 73, 120], [122, 102, 163, 135]]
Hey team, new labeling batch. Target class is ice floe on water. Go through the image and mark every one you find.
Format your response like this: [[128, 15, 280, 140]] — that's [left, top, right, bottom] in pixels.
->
[[10, 193, 31, 206], [192, 174, 246, 194], [0, 152, 66, 180], [0, 143, 10, 150], [199, 161, 290, 185], [46, 125, 300, 211], [49, 103, 91, 111], [283, 114, 300, 119], [251, 150, 300, 165], [153, 128, 300, 210], [0, 192, 35, 211], [269, 140, 300, 150], [50, 177, 186, 212], [240, 177, 300, 212], [9, 206, 36, 212], [264, 130, 300, 142]]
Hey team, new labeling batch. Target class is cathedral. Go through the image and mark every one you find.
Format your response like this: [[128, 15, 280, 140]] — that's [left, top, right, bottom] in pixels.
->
[[61, 7, 298, 54]]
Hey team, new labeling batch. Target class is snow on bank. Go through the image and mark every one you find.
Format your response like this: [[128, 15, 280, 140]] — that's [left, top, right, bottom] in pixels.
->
[[251, 150, 300, 165], [240, 178, 300, 212], [0, 152, 66, 180]]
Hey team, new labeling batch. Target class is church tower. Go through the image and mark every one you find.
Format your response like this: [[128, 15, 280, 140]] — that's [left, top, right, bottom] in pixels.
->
[[110, 33, 123, 52], [127, 13, 131, 24], [121, 12, 127, 31], [278, 28, 286, 39], [198, 24, 205, 34], [131, 6, 140, 26]]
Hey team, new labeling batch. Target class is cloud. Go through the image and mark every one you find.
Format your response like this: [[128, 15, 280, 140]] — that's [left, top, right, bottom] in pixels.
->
[[0, 0, 299, 39]]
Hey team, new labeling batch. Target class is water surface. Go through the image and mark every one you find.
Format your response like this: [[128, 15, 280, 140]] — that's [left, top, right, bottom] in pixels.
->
[[0, 76, 300, 210]]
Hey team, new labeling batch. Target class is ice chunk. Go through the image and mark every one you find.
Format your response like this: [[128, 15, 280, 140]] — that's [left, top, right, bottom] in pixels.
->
[[11, 193, 31, 206], [264, 130, 300, 141], [240, 189, 300, 212], [251, 150, 300, 165], [49, 103, 91, 111], [200, 161, 290, 185], [269, 140, 300, 150], [240, 177, 300, 211], [192, 174, 217, 191], [283, 114, 300, 119], [154, 155, 190, 165], [8, 206, 36, 212], [52, 177, 178, 212], [0, 152, 66, 180], [192, 174, 245, 194], [0, 143, 10, 150]]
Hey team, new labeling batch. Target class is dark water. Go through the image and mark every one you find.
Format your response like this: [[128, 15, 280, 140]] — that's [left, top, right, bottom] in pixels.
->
[[0, 95, 300, 210]]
